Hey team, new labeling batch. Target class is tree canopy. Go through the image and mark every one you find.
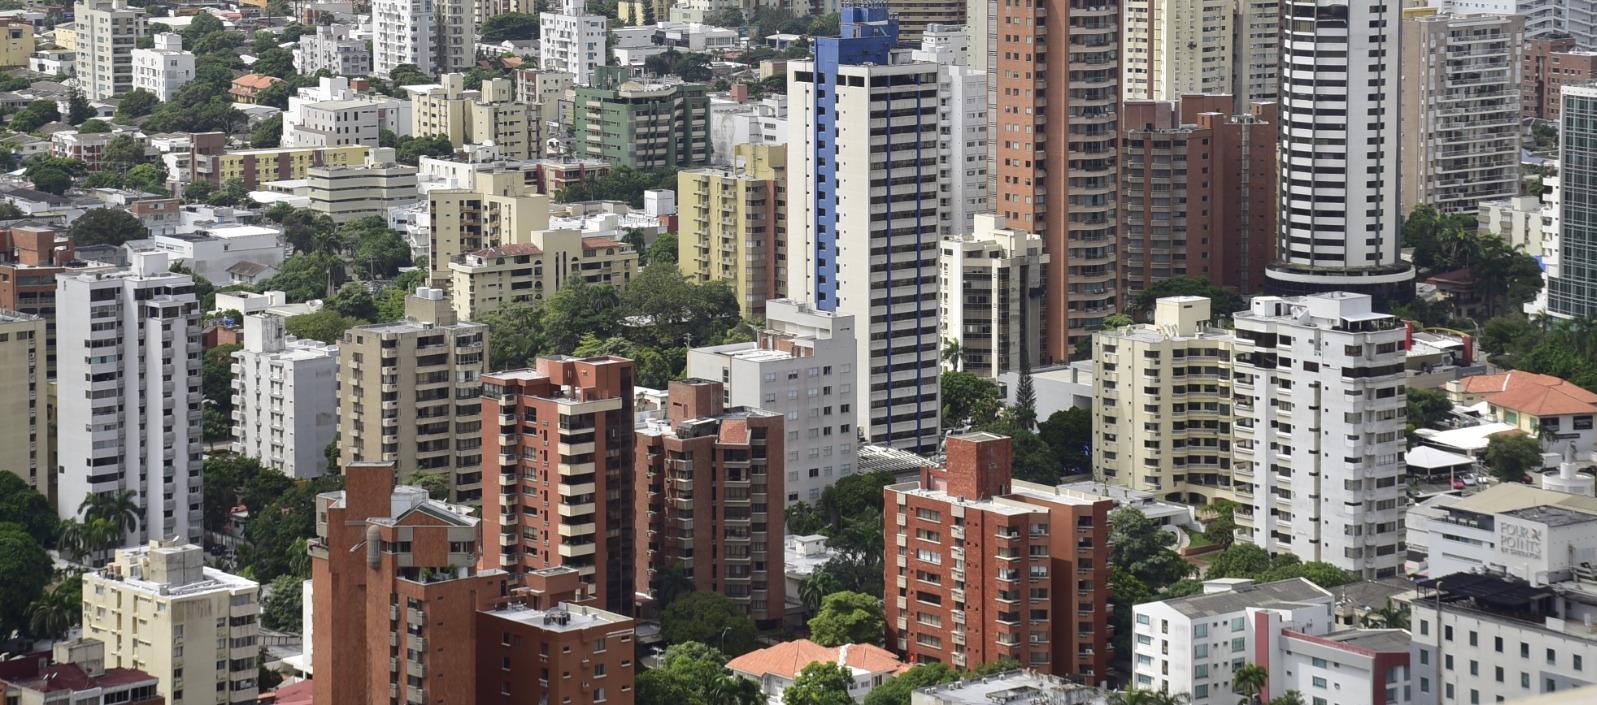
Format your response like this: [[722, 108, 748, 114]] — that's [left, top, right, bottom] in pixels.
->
[[0, 522, 51, 639], [68, 208, 150, 247], [807, 591, 884, 647], [480, 12, 539, 41], [659, 592, 759, 655], [1485, 432, 1544, 484]]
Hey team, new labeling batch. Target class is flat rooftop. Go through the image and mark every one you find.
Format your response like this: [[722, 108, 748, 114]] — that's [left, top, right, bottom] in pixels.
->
[[485, 603, 633, 632]]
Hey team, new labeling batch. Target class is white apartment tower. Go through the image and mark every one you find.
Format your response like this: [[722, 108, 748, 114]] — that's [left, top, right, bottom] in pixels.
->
[[1399, 12, 1524, 216], [788, 8, 942, 453], [130, 32, 193, 102], [685, 299, 859, 506], [76, 0, 146, 100], [55, 251, 202, 545], [1233, 0, 1282, 108], [293, 23, 371, 77], [1428, 0, 1562, 39], [1232, 293, 1408, 578], [231, 314, 338, 479], [1268, 0, 1414, 301], [1122, 0, 1233, 101], [938, 214, 1047, 378], [910, 24, 989, 235], [540, 0, 607, 86], [372, 0, 473, 78]]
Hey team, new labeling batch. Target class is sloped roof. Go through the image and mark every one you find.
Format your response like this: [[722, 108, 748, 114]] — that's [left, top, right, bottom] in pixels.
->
[[232, 73, 283, 89], [727, 639, 906, 680], [1480, 371, 1597, 417]]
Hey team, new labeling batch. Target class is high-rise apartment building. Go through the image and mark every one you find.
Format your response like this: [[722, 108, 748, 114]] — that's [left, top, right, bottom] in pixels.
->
[[310, 461, 509, 705], [1096, 293, 1408, 578], [56, 252, 201, 545], [130, 32, 192, 102], [1523, 36, 1591, 121], [571, 67, 711, 170], [881, 0, 962, 42], [231, 313, 338, 479], [1268, 0, 1414, 301], [337, 288, 489, 502], [1120, 96, 1278, 296], [476, 567, 637, 705], [447, 230, 638, 321], [788, 7, 942, 453], [540, 0, 607, 86], [1232, 0, 1282, 109], [1432, 0, 1560, 38], [982, 0, 1119, 358], [884, 433, 1114, 679], [83, 540, 260, 705], [677, 143, 786, 318], [938, 214, 1047, 378], [1122, 0, 1232, 101], [409, 75, 536, 159], [1399, 11, 1524, 216], [292, 23, 371, 77], [1549, 83, 1597, 318], [480, 356, 639, 614], [910, 25, 989, 236], [372, 0, 473, 78], [635, 379, 785, 623], [75, 0, 145, 100], [686, 299, 857, 506], [0, 311, 46, 494], [427, 170, 552, 287]]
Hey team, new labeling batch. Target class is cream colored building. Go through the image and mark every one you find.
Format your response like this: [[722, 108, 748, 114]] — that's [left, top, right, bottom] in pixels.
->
[[51, 22, 76, 51], [677, 143, 785, 318], [409, 74, 536, 158], [0, 311, 47, 495], [1122, 0, 1233, 101], [427, 169, 550, 287], [447, 229, 638, 320], [338, 288, 489, 504], [1092, 296, 1240, 505], [305, 147, 419, 223], [0, 19, 36, 68], [938, 214, 1049, 378], [75, 0, 145, 100], [82, 540, 260, 705]]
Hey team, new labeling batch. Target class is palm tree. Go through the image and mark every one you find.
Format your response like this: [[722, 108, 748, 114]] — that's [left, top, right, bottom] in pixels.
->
[[941, 337, 963, 372], [709, 674, 762, 705], [57, 519, 90, 563], [1107, 689, 1166, 705], [80, 490, 140, 536], [1153, 692, 1193, 705], [1266, 692, 1305, 705], [1234, 664, 1270, 705], [1360, 600, 1411, 629], [28, 582, 75, 639], [800, 571, 838, 616]]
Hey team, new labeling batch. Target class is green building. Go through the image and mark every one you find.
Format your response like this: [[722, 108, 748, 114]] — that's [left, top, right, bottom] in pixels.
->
[[571, 66, 712, 170]]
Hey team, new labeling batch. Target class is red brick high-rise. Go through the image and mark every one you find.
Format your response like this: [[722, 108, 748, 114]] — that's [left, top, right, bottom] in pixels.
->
[[480, 356, 638, 615], [985, 0, 1120, 359], [0, 224, 107, 378], [310, 462, 510, 705], [884, 433, 1113, 681], [1120, 96, 1278, 298], [476, 567, 637, 705], [1524, 35, 1589, 121], [635, 379, 785, 624]]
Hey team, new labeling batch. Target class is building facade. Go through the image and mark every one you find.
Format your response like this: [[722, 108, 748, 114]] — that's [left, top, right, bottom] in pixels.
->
[[75, 0, 144, 100], [686, 299, 858, 507], [305, 148, 420, 223], [446, 230, 638, 320], [480, 356, 639, 614], [129, 32, 192, 102], [83, 540, 260, 705], [231, 313, 338, 479], [1523, 37, 1591, 121], [371, 0, 473, 77], [292, 23, 371, 77], [571, 67, 711, 170], [938, 214, 1047, 379], [337, 289, 489, 502], [476, 567, 637, 705], [677, 143, 786, 318], [1550, 83, 1597, 318], [0, 311, 45, 495], [884, 433, 1114, 679], [787, 7, 942, 453], [188, 140, 370, 189], [1120, 96, 1278, 296], [426, 170, 552, 287], [409, 75, 536, 159], [540, 0, 608, 86], [1122, 0, 1232, 101], [1399, 11, 1524, 216], [635, 379, 785, 623], [55, 252, 201, 545], [910, 25, 989, 237]]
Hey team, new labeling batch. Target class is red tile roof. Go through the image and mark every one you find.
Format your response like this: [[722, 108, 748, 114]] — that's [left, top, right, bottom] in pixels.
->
[[262, 679, 315, 705], [1483, 371, 1597, 417], [726, 639, 907, 681], [232, 73, 283, 89], [471, 243, 543, 257], [581, 237, 627, 251]]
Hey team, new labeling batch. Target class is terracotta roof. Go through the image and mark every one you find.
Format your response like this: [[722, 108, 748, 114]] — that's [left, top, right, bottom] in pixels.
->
[[1455, 373, 1515, 395], [5, 664, 157, 694], [472, 243, 543, 257], [726, 639, 907, 681], [227, 260, 272, 277], [581, 237, 627, 251], [232, 73, 283, 89], [263, 679, 315, 705], [1483, 371, 1597, 417]]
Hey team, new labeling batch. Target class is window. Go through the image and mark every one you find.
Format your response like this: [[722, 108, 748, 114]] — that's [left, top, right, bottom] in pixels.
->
[[1137, 614, 1150, 625], [1548, 649, 1557, 665], [1469, 631, 1478, 646], [1576, 655, 1584, 671], [1420, 649, 1429, 665], [1521, 643, 1530, 658], [1137, 635, 1153, 646], [1195, 644, 1208, 658], [1195, 665, 1209, 679], [1445, 655, 1454, 671], [1312, 657, 1328, 668], [1470, 661, 1479, 676], [1495, 637, 1503, 653], [1445, 626, 1454, 641], [1195, 623, 1208, 638], [1496, 667, 1504, 682], [1231, 617, 1245, 632], [1521, 673, 1530, 688], [1231, 638, 1245, 653], [1195, 685, 1209, 699], [1312, 677, 1327, 689]]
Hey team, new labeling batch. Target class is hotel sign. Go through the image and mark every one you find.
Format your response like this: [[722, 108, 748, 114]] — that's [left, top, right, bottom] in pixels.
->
[[1499, 523, 1543, 560]]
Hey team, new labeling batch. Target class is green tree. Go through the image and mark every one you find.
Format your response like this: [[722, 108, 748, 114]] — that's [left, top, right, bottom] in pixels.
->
[[66, 91, 95, 125], [0, 522, 52, 638], [9, 100, 59, 132], [80, 490, 140, 537], [1109, 567, 1153, 658], [203, 455, 269, 533], [263, 252, 345, 301], [124, 163, 168, 194], [204, 343, 242, 417], [0, 473, 58, 547], [940, 371, 1002, 428], [243, 474, 344, 582], [541, 279, 622, 351], [636, 641, 733, 705], [807, 591, 884, 647], [116, 89, 160, 119], [480, 11, 540, 40], [1132, 277, 1244, 321], [345, 217, 413, 277], [1485, 432, 1544, 484], [263, 574, 303, 631], [328, 282, 379, 321], [1109, 507, 1192, 590], [285, 310, 358, 344], [1360, 600, 1411, 629], [30, 168, 70, 195], [77, 118, 111, 133], [619, 264, 739, 350], [69, 208, 150, 246], [1406, 387, 1453, 438], [782, 662, 854, 705], [252, 47, 296, 80], [410, 471, 452, 500], [1481, 314, 1541, 357], [1207, 543, 1274, 579], [785, 501, 825, 535], [251, 114, 282, 147], [484, 303, 548, 370], [1037, 407, 1091, 475], [660, 592, 758, 655], [647, 231, 679, 265], [27, 573, 80, 639], [395, 134, 454, 165], [862, 663, 962, 705]]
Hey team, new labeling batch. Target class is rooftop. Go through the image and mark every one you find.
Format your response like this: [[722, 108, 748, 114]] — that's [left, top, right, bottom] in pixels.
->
[[1502, 504, 1597, 527], [909, 670, 1102, 705], [726, 639, 906, 681], [1447, 482, 1597, 517], [484, 602, 633, 632], [1473, 371, 1597, 416], [1154, 578, 1332, 618], [1415, 422, 1520, 453], [1286, 628, 1412, 654]]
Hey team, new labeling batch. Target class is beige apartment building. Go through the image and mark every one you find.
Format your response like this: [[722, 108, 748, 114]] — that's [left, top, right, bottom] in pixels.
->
[[938, 214, 1048, 378], [82, 540, 260, 705], [338, 288, 490, 504], [677, 143, 786, 318], [427, 169, 551, 287], [410, 74, 536, 159], [447, 228, 638, 320], [0, 311, 46, 495], [305, 147, 419, 223], [75, 0, 145, 100]]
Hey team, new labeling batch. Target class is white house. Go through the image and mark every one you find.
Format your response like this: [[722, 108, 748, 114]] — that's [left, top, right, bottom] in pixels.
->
[[727, 639, 906, 704]]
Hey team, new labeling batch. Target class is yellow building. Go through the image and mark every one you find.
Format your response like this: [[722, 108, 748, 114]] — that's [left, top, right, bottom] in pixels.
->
[[0, 311, 47, 496], [427, 169, 550, 287], [50, 21, 74, 52], [194, 144, 369, 189], [448, 229, 639, 320], [677, 143, 786, 317], [0, 20, 35, 68], [410, 74, 536, 158], [82, 540, 261, 705]]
